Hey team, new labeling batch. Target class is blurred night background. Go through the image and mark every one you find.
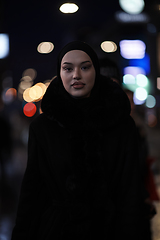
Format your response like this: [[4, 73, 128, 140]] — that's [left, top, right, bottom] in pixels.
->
[[0, 0, 160, 239]]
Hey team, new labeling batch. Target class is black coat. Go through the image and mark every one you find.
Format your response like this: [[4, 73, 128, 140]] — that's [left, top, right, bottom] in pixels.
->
[[11, 76, 143, 240]]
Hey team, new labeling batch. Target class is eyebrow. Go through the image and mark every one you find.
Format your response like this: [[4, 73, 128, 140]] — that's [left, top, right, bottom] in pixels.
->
[[62, 60, 91, 65]]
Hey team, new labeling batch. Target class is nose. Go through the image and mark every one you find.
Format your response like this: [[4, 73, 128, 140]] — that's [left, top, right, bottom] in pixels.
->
[[73, 67, 81, 80]]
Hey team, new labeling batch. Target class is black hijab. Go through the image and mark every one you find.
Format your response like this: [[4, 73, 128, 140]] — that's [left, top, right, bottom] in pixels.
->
[[56, 41, 100, 100], [57, 41, 100, 78]]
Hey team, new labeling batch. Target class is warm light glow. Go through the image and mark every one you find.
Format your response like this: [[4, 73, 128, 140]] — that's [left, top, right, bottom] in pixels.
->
[[2, 88, 17, 104], [119, 0, 145, 14], [23, 82, 47, 102], [23, 88, 33, 102], [0, 34, 9, 59], [22, 68, 37, 81], [101, 41, 117, 53], [19, 81, 33, 90], [123, 74, 135, 84], [135, 87, 147, 101], [59, 3, 79, 13], [37, 42, 54, 54], [146, 95, 156, 108], [36, 83, 47, 98], [136, 74, 148, 87], [23, 102, 37, 117], [119, 40, 146, 59], [29, 85, 43, 102], [157, 77, 160, 90]]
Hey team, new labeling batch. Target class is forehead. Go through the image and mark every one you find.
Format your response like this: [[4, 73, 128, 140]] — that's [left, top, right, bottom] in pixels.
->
[[61, 50, 92, 63]]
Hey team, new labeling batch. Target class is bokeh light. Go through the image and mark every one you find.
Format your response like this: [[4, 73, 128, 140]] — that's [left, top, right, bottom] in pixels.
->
[[123, 74, 135, 84], [129, 53, 150, 75], [22, 68, 37, 81], [59, 3, 79, 13], [0, 33, 9, 59], [2, 88, 17, 104], [123, 66, 146, 77], [29, 85, 43, 102], [19, 80, 33, 90], [119, 40, 146, 59], [101, 41, 117, 53], [23, 88, 33, 102], [157, 77, 160, 90], [37, 42, 54, 54], [133, 94, 145, 105], [119, 0, 145, 14], [146, 95, 156, 108], [136, 74, 148, 87], [22, 82, 48, 103], [35, 83, 47, 98], [23, 102, 37, 117], [115, 11, 149, 23], [135, 87, 148, 101]]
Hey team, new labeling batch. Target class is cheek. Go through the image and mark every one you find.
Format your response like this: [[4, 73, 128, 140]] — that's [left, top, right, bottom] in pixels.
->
[[88, 71, 96, 86], [60, 72, 70, 90]]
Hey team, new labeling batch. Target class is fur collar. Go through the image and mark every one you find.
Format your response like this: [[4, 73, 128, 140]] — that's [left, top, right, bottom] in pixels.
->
[[41, 75, 131, 130]]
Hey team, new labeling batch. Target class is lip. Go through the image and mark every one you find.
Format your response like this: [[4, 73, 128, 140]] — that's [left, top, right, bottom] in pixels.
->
[[71, 81, 85, 88], [71, 81, 85, 86]]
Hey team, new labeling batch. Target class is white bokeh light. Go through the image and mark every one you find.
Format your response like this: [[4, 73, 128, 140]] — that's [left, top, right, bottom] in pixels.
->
[[136, 74, 148, 87], [119, 0, 145, 14], [119, 40, 146, 59], [124, 66, 146, 77], [59, 3, 79, 13], [0, 34, 9, 59], [123, 74, 135, 84], [135, 87, 148, 101]]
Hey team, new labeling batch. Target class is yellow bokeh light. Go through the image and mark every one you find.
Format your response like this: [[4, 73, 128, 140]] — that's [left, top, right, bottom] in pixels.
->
[[23, 88, 33, 102], [59, 3, 79, 13], [29, 85, 43, 102], [37, 42, 54, 54], [101, 41, 117, 53], [35, 82, 47, 100], [23, 82, 47, 103]]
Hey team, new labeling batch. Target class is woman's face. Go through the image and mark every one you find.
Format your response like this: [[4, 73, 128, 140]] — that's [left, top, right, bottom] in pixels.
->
[[60, 50, 96, 98]]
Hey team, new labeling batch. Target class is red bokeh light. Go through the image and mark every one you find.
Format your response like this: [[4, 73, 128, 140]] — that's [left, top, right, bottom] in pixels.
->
[[23, 102, 37, 117]]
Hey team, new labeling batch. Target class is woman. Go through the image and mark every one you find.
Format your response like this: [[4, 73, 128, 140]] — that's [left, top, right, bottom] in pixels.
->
[[11, 41, 143, 240]]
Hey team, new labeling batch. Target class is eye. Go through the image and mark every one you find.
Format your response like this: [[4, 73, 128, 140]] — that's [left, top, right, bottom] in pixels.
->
[[63, 67, 73, 72], [81, 64, 91, 71]]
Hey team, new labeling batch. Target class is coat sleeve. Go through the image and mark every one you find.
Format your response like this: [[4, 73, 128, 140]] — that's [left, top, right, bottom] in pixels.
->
[[11, 124, 42, 240], [114, 117, 144, 240]]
